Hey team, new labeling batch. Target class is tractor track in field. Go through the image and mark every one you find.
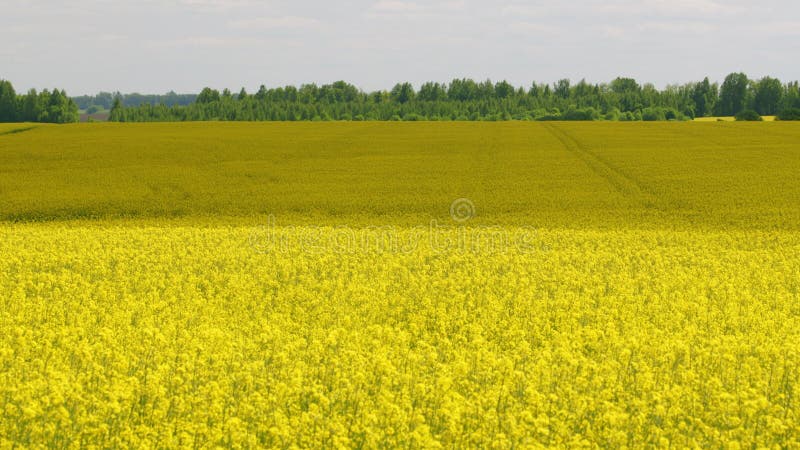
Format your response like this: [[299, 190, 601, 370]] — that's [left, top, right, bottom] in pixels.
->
[[542, 122, 659, 208], [0, 126, 37, 137]]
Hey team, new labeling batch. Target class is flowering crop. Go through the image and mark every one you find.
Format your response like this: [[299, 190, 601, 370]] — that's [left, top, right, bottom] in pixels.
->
[[1, 224, 799, 448], [1, 122, 799, 447]]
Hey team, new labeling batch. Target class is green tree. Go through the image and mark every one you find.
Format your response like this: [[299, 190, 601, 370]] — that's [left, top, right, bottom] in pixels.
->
[[752, 77, 783, 116], [21, 89, 40, 122], [777, 108, 800, 121], [0, 80, 18, 122], [716, 72, 749, 116], [610, 77, 640, 94], [735, 109, 762, 121], [196, 87, 221, 104], [554, 79, 571, 99], [390, 83, 415, 104], [109, 96, 124, 122], [691, 77, 717, 117], [609, 78, 642, 112], [418, 82, 447, 101], [494, 80, 514, 99]]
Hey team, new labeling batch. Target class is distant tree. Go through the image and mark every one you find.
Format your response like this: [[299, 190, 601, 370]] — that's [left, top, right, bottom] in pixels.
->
[[752, 77, 783, 116], [641, 107, 666, 121], [297, 84, 317, 103], [93, 92, 114, 109], [554, 79, 571, 99], [21, 89, 40, 122], [284, 86, 298, 102], [196, 87, 221, 104], [735, 109, 762, 121], [447, 78, 479, 101], [369, 91, 385, 104], [418, 82, 447, 101], [45, 89, 69, 123], [494, 80, 514, 99], [776, 108, 800, 121], [716, 72, 749, 116], [780, 82, 800, 110], [0, 80, 18, 122], [109, 96, 124, 121], [610, 77, 640, 94], [528, 83, 541, 98], [390, 82, 415, 104], [103, 75, 796, 123], [691, 77, 717, 117], [609, 78, 642, 112]]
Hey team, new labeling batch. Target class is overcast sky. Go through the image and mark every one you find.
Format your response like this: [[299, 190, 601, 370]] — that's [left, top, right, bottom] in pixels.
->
[[2, 0, 799, 95]]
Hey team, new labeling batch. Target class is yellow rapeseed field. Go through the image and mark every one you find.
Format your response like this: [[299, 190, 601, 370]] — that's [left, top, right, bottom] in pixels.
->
[[1, 122, 799, 448]]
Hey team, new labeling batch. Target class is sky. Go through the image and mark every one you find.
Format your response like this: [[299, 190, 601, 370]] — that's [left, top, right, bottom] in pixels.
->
[[2, 0, 799, 96]]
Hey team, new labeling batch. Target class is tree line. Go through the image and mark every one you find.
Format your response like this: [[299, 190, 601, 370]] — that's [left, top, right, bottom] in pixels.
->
[[2, 74, 800, 124], [0, 80, 79, 123], [108, 73, 800, 122]]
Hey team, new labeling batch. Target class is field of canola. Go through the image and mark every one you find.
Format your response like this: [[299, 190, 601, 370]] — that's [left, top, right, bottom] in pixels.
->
[[1, 122, 800, 448]]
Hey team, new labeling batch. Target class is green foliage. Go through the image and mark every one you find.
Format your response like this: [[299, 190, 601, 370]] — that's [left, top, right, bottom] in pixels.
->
[[735, 110, 763, 121], [109, 97, 124, 122], [196, 87, 221, 104], [390, 83, 415, 104], [716, 72, 749, 116], [691, 77, 717, 117], [0, 80, 78, 123], [96, 75, 799, 123], [776, 108, 800, 121], [561, 107, 599, 121], [0, 80, 18, 122], [642, 107, 666, 122], [5, 75, 797, 125], [752, 77, 783, 116], [106, 80, 636, 122]]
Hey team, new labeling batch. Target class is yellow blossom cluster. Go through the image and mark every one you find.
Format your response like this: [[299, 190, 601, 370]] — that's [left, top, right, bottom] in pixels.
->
[[1, 224, 798, 448]]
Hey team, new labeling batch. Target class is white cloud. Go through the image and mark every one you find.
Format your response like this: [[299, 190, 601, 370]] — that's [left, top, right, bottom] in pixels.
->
[[172, 0, 257, 12], [366, 0, 466, 19], [229, 16, 320, 30], [599, 26, 626, 38], [372, 0, 423, 13], [748, 20, 800, 35], [599, 0, 746, 16], [637, 21, 717, 34], [158, 36, 272, 48], [501, 4, 547, 17], [508, 21, 558, 36]]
